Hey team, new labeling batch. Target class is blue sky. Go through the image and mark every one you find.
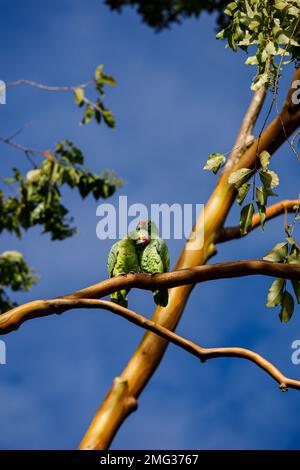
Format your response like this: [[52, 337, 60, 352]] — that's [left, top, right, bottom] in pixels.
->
[[0, 0, 300, 450]]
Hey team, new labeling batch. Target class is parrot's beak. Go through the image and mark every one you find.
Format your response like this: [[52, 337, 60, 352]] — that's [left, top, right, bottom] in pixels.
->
[[136, 232, 150, 245]]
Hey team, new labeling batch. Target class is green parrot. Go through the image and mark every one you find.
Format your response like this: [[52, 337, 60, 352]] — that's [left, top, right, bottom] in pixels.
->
[[135, 220, 170, 307], [107, 235, 140, 307]]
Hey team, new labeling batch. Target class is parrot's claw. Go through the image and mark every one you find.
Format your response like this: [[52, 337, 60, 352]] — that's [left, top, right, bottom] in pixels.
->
[[129, 271, 136, 274], [117, 272, 127, 277]]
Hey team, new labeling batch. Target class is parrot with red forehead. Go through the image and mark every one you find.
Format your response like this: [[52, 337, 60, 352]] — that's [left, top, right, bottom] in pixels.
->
[[135, 220, 170, 307], [107, 234, 141, 307]]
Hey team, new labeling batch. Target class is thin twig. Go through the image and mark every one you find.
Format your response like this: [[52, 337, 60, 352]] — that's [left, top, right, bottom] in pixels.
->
[[0, 135, 41, 156], [6, 79, 93, 91]]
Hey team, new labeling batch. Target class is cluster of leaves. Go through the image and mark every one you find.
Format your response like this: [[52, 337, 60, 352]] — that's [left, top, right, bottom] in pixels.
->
[[0, 251, 38, 312], [217, 0, 300, 90], [0, 141, 122, 310], [228, 151, 279, 235], [204, 150, 280, 235], [105, 0, 229, 30], [264, 220, 300, 322], [1, 141, 122, 241], [204, 149, 299, 322], [73, 65, 116, 127]]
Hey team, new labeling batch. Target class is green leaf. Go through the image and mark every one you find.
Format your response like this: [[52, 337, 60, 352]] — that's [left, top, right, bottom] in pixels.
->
[[237, 183, 251, 205], [26, 169, 41, 183], [203, 153, 226, 174], [256, 186, 267, 206], [251, 73, 269, 91], [94, 64, 104, 82], [292, 280, 300, 304], [286, 235, 300, 249], [240, 202, 254, 236], [263, 242, 288, 262], [216, 29, 225, 40], [275, 1, 288, 10], [258, 204, 266, 230], [73, 88, 85, 106], [228, 168, 253, 188], [101, 74, 117, 86], [265, 41, 277, 56], [259, 171, 272, 188], [245, 55, 258, 65], [94, 65, 116, 88], [256, 186, 267, 229], [266, 188, 278, 197], [0, 250, 24, 263], [287, 245, 300, 264], [259, 151, 271, 170], [259, 170, 279, 189], [288, 6, 300, 16], [245, 0, 254, 18], [267, 278, 285, 307], [102, 108, 115, 128], [81, 105, 94, 125], [279, 291, 294, 322], [268, 170, 280, 189], [224, 2, 238, 16]]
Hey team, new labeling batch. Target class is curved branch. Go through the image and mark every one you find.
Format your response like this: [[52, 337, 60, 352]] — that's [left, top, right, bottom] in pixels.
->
[[217, 200, 298, 243], [74, 299, 299, 391], [0, 260, 299, 335], [16, 296, 293, 450]]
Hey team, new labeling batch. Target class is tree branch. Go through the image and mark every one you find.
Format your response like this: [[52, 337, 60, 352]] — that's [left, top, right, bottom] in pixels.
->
[[8, 297, 298, 393], [0, 260, 299, 335], [37, 297, 297, 450], [6, 79, 93, 91], [217, 200, 299, 243], [3, 294, 300, 450], [79, 67, 300, 450], [224, 85, 267, 171], [0, 134, 41, 157]]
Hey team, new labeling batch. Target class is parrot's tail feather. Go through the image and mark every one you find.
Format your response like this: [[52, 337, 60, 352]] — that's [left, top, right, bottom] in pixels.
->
[[110, 289, 129, 308], [153, 289, 169, 307]]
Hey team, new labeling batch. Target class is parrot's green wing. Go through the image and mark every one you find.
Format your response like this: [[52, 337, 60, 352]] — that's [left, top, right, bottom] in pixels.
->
[[107, 241, 119, 277], [157, 238, 170, 272], [140, 238, 170, 307]]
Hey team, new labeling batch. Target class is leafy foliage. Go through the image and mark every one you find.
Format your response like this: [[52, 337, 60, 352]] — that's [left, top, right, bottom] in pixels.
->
[[73, 64, 116, 127], [264, 225, 300, 322], [2, 141, 122, 241], [0, 251, 38, 312], [227, 151, 280, 235], [0, 141, 122, 310], [105, 0, 229, 30], [217, 0, 300, 90]]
